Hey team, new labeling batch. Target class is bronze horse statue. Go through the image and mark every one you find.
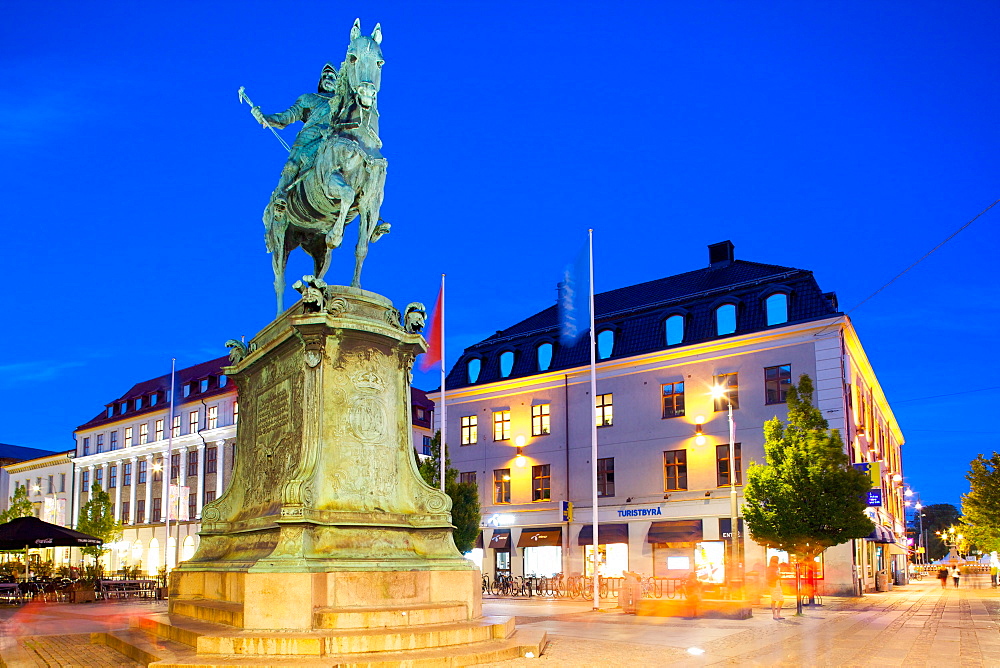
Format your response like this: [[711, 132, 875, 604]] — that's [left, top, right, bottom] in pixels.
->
[[260, 20, 390, 314]]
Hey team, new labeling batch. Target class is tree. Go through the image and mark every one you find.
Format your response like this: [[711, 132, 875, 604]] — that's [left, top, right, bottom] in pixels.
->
[[962, 453, 1000, 555], [76, 481, 122, 568], [743, 375, 874, 612], [912, 503, 959, 561], [417, 431, 481, 554], [0, 485, 35, 524]]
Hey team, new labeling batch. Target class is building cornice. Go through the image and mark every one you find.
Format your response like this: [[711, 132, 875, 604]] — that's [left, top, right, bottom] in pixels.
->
[[73, 427, 236, 467], [4, 453, 73, 474]]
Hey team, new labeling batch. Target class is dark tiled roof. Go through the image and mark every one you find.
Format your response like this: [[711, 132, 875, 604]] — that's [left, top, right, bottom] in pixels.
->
[[411, 387, 434, 429], [77, 356, 233, 431], [446, 252, 840, 390], [0, 443, 62, 464]]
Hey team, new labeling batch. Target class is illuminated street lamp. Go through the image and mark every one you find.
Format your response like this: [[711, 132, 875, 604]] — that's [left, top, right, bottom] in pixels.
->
[[710, 384, 741, 597]]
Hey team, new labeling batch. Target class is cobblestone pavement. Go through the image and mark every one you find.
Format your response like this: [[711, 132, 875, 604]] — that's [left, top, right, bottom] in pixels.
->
[[0, 578, 997, 666]]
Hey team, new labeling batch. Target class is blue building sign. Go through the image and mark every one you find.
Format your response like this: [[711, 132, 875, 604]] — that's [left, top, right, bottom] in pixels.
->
[[867, 488, 883, 507]]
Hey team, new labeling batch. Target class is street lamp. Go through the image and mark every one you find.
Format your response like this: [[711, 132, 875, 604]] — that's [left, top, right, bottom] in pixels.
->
[[710, 384, 741, 598], [914, 501, 925, 565]]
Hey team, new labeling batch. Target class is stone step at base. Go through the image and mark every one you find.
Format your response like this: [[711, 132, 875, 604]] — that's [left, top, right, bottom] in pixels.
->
[[98, 627, 547, 667], [313, 602, 471, 629], [171, 598, 244, 627]]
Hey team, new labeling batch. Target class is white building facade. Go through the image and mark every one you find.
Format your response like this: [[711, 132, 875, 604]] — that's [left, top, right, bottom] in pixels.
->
[[435, 242, 906, 596]]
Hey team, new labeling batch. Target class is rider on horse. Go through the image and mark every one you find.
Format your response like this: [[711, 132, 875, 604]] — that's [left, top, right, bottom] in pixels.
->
[[251, 63, 346, 212]]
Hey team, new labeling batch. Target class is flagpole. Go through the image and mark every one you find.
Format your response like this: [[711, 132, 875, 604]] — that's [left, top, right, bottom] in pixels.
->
[[164, 358, 175, 577], [587, 229, 600, 610], [439, 274, 447, 493]]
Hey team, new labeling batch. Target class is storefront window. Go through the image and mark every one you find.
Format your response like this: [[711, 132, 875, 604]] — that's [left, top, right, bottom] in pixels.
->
[[524, 546, 562, 577], [495, 550, 510, 576], [583, 543, 628, 577], [765, 548, 824, 578], [694, 541, 726, 584]]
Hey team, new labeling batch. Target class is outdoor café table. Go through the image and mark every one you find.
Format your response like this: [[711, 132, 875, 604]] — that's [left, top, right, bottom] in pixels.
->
[[99, 579, 157, 600]]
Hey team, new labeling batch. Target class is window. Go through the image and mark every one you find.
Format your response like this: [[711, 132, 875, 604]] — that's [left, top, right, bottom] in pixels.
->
[[171, 454, 180, 480], [206, 447, 218, 474], [119, 402, 127, 415], [663, 450, 688, 491], [597, 330, 614, 360], [219, 375, 228, 388], [152, 497, 162, 523], [83, 437, 90, 455], [96, 434, 104, 453], [135, 397, 143, 411], [123, 463, 132, 486], [189, 410, 199, 434], [537, 343, 553, 371], [493, 410, 511, 441], [665, 314, 684, 346], [532, 464, 551, 501], [461, 416, 478, 445], [499, 351, 515, 378], [138, 460, 147, 484], [188, 451, 198, 477], [661, 382, 685, 418], [467, 359, 481, 384], [124, 427, 133, 448], [136, 503, 145, 524], [139, 423, 148, 445], [597, 457, 615, 497], [47, 475, 54, 494], [596, 393, 613, 427], [531, 404, 551, 436], [110, 431, 118, 450], [153, 457, 162, 482], [713, 373, 739, 411], [204, 490, 216, 504], [765, 293, 788, 326], [189, 492, 197, 520], [459, 471, 477, 485], [233, 402, 239, 424], [200, 378, 209, 393], [109, 465, 117, 489], [107, 407, 114, 419], [493, 469, 511, 504], [150, 392, 159, 407], [155, 420, 164, 441], [121, 501, 130, 524], [171, 415, 181, 438], [59, 473, 65, 493], [716, 303, 737, 336], [183, 384, 192, 398], [421, 435, 432, 456], [207, 405, 218, 430], [82, 470, 89, 487], [765, 365, 792, 404], [716, 443, 743, 486], [95, 468, 104, 488]]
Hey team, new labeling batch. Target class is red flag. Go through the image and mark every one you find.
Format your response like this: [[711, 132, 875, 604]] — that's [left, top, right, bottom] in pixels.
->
[[419, 284, 443, 372]]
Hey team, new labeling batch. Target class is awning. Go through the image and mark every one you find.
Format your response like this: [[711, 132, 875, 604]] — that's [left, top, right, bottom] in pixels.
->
[[516, 528, 562, 548], [488, 529, 510, 549], [647, 519, 703, 545], [865, 525, 894, 543], [475, 532, 483, 549], [577, 523, 630, 546], [887, 542, 908, 555]]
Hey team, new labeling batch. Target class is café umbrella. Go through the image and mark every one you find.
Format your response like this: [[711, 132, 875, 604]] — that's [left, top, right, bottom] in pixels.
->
[[0, 516, 102, 580]]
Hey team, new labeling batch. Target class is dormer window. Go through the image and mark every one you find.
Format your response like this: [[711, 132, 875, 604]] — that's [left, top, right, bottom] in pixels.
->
[[597, 330, 615, 360], [107, 406, 114, 419], [665, 315, 684, 346], [537, 343, 553, 372], [219, 375, 228, 388], [119, 402, 128, 415], [499, 351, 515, 379], [765, 293, 788, 326], [150, 393, 159, 407], [467, 359, 481, 384], [183, 384, 192, 398], [200, 378, 210, 393], [134, 397, 143, 411], [716, 304, 737, 336]]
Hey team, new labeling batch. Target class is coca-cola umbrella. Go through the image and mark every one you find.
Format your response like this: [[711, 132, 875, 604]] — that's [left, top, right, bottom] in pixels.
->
[[0, 516, 102, 580]]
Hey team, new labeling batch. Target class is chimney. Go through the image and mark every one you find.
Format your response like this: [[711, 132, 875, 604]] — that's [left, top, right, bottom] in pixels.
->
[[708, 240, 735, 269]]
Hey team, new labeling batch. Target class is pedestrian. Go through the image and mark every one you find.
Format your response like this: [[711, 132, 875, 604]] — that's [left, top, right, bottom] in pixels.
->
[[683, 570, 702, 619], [990, 553, 999, 588], [951, 565, 961, 588], [767, 556, 785, 620], [937, 566, 949, 588]]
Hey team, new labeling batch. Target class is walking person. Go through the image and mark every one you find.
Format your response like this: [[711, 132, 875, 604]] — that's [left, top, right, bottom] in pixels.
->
[[767, 556, 785, 620], [951, 565, 961, 588], [937, 566, 949, 588], [990, 553, 999, 588]]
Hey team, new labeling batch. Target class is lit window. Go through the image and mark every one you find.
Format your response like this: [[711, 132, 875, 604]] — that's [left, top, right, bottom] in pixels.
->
[[765, 365, 792, 404], [461, 416, 478, 445], [597, 330, 614, 360], [124, 427, 133, 448], [716, 443, 743, 486], [716, 304, 737, 336], [139, 423, 148, 445], [765, 293, 788, 326], [500, 351, 515, 378], [596, 393, 613, 427], [663, 450, 687, 491], [172, 415, 181, 437], [207, 405, 218, 430], [233, 402, 239, 424], [532, 464, 551, 501], [493, 469, 511, 504], [665, 315, 684, 346], [153, 457, 163, 482], [531, 404, 551, 436], [493, 411, 511, 441], [597, 457, 615, 497], [189, 411, 199, 434], [713, 373, 739, 411], [155, 419, 164, 441], [467, 359, 481, 384], [537, 343, 553, 371], [661, 382, 685, 419]]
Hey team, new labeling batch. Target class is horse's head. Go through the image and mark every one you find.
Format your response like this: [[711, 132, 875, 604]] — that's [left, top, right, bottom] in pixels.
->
[[344, 19, 383, 110]]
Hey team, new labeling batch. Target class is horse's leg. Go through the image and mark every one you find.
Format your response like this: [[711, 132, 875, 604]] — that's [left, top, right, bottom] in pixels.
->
[[324, 173, 355, 250], [304, 234, 332, 281], [352, 205, 372, 288]]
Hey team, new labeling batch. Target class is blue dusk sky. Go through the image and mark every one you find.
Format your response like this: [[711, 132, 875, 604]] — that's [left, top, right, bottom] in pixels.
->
[[1, 1, 997, 508]]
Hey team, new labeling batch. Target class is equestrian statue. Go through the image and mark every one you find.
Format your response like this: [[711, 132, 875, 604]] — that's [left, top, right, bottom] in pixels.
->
[[243, 19, 389, 314]]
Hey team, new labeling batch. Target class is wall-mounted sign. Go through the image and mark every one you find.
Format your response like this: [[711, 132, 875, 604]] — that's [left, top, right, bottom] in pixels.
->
[[617, 507, 663, 518], [719, 518, 743, 540], [485, 513, 516, 526], [561, 500, 573, 522], [866, 489, 883, 507]]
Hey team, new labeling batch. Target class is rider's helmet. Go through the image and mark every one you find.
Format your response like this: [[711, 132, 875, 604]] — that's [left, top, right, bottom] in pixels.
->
[[318, 63, 337, 93]]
